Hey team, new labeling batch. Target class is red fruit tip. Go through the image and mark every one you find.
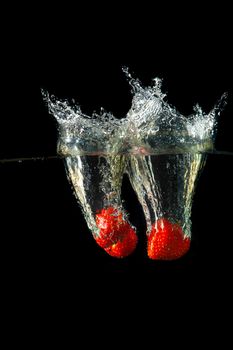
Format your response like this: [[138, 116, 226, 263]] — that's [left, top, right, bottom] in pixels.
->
[[147, 218, 190, 260]]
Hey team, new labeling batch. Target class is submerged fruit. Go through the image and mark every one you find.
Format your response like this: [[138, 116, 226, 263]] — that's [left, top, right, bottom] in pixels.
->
[[147, 218, 190, 260], [95, 207, 137, 258]]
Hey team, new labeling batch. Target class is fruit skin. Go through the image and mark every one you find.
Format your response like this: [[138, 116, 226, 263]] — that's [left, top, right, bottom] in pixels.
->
[[147, 218, 190, 260], [95, 207, 137, 258]]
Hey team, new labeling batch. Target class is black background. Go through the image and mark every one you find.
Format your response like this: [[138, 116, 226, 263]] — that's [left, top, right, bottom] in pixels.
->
[[1, 5, 233, 334]]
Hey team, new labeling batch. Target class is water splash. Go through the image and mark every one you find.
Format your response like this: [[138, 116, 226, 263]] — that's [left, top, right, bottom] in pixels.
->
[[122, 67, 227, 155], [43, 68, 227, 259], [42, 69, 227, 156], [42, 89, 124, 156]]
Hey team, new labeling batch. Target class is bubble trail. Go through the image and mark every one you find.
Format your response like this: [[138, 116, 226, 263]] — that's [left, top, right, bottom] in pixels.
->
[[124, 69, 226, 260], [43, 90, 137, 258], [127, 153, 205, 259]]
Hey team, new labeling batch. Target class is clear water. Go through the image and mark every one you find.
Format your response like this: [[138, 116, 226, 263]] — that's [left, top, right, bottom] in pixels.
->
[[127, 153, 206, 237], [63, 153, 205, 238], [65, 154, 126, 237], [41, 68, 227, 241]]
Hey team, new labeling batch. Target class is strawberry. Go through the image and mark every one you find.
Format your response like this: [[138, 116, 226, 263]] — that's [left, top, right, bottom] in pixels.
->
[[95, 207, 137, 258], [147, 218, 190, 260]]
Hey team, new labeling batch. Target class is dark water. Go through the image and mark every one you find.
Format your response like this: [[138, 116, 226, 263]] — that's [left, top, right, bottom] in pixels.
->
[[1, 153, 232, 279]]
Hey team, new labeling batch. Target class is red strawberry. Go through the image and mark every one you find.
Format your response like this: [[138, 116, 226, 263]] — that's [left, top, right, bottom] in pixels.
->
[[147, 218, 190, 260], [95, 207, 137, 258]]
